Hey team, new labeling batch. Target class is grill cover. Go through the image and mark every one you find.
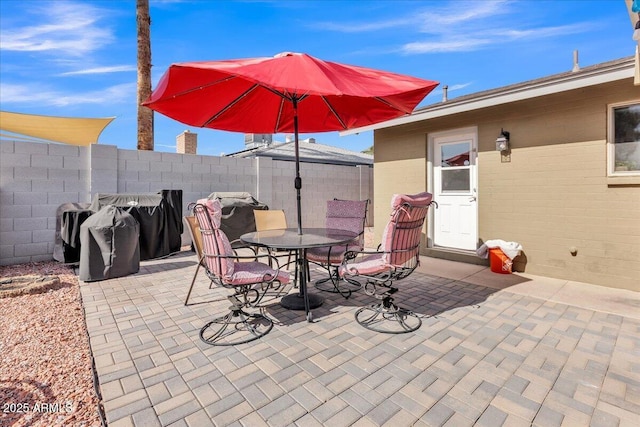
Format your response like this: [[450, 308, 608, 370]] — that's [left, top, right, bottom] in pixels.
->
[[54, 202, 92, 263], [208, 192, 268, 245], [79, 206, 140, 282], [89, 190, 183, 260]]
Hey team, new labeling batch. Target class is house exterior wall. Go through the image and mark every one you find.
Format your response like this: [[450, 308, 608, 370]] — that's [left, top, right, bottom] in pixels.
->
[[374, 78, 640, 291], [0, 141, 373, 266], [373, 130, 427, 245]]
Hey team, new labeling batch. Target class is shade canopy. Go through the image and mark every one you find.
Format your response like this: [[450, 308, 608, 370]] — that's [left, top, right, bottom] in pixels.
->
[[0, 111, 114, 146], [143, 52, 438, 133]]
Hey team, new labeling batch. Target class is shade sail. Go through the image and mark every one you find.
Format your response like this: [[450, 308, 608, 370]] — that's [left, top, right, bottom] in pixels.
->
[[0, 111, 115, 146]]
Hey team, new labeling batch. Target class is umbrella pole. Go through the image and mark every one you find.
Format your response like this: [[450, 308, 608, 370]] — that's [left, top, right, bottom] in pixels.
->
[[293, 98, 303, 235]]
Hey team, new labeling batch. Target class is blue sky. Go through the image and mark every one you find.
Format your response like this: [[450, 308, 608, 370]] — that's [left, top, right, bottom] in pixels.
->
[[0, 0, 635, 156]]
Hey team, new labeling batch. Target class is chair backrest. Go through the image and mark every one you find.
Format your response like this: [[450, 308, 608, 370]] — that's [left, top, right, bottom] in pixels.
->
[[193, 198, 235, 279], [254, 209, 287, 231], [325, 199, 368, 246], [380, 192, 433, 268], [183, 216, 204, 262]]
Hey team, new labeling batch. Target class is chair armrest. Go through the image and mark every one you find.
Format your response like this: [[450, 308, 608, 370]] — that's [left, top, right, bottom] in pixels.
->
[[203, 251, 284, 272], [342, 248, 385, 263], [229, 239, 257, 257]]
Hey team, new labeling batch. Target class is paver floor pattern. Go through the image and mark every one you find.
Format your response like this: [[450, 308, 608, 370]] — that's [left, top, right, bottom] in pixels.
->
[[80, 250, 640, 427]]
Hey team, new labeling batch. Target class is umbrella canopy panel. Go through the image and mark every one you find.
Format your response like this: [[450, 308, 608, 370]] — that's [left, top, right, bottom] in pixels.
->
[[143, 52, 438, 134]]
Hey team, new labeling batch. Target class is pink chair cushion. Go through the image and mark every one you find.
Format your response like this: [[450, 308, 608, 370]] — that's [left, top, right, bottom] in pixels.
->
[[194, 199, 234, 278], [225, 261, 290, 286], [327, 217, 363, 235], [326, 199, 367, 219], [381, 192, 432, 265], [390, 192, 433, 209], [340, 192, 433, 277], [195, 199, 290, 285], [310, 199, 367, 265], [338, 254, 389, 277], [197, 198, 222, 228], [326, 200, 367, 238]]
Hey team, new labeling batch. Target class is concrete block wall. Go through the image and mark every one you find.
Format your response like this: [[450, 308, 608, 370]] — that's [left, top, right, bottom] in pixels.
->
[[1, 141, 91, 264], [0, 140, 373, 266], [268, 160, 373, 229]]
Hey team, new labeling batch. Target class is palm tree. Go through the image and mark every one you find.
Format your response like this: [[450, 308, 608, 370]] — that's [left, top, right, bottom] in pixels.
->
[[136, 0, 154, 150]]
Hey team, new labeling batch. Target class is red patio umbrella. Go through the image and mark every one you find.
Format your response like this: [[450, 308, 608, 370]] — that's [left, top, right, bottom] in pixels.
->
[[143, 52, 438, 233]]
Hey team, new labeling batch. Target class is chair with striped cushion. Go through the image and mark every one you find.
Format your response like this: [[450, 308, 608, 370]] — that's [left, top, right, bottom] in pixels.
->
[[339, 192, 436, 333], [192, 198, 290, 345], [306, 199, 368, 298]]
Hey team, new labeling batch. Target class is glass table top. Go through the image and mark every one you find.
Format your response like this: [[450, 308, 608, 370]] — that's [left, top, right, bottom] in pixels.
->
[[241, 228, 358, 250]]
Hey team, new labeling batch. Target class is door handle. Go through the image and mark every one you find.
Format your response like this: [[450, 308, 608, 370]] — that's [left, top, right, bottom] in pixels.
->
[[469, 196, 477, 202]]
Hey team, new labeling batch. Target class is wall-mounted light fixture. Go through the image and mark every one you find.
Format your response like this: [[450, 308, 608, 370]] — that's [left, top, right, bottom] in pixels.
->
[[495, 129, 510, 152]]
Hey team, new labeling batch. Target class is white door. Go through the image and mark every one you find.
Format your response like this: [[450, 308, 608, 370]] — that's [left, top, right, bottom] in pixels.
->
[[431, 129, 478, 251]]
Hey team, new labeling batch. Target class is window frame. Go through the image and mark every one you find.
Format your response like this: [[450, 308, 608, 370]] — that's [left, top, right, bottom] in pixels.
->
[[607, 100, 640, 177]]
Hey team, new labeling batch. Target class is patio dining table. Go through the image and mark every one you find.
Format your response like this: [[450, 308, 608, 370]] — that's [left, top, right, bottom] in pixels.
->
[[241, 228, 358, 322]]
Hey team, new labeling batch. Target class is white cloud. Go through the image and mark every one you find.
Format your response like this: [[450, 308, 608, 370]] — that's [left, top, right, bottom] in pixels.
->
[[400, 22, 587, 54], [0, 82, 136, 107], [59, 66, 137, 76], [427, 82, 474, 100], [412, 0, 511, 33], [494, 24, 586, 40], [313, 0, 510, 34], [315, 17, 415, 33], [402, 38, 493, 54], [447, 82, 473, 92], [313, 0, 588, 55], [0, 1, 113, 56], [151, 0, 187, 4]]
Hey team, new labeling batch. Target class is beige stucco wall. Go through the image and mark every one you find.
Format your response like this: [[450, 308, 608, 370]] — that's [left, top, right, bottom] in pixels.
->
[[374, 78, 640, 291]]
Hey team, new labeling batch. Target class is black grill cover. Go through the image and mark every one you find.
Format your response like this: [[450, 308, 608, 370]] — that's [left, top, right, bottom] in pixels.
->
[[54, 202, 92, 263], [89, 190, 183, 260], [79, 206, 140, 282], [208, 192, 268, 245]]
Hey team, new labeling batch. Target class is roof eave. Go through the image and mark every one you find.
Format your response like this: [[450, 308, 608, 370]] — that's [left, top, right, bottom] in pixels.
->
[[340, 56, 636, 135]]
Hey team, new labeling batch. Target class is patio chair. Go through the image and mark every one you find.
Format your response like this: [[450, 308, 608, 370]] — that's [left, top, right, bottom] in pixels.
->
[[192, 199, 290, 345], [306, 199, 368, 298], [253, 209, 294, 268], [183, 204, 256, 306], [339, 192, 436, 333]]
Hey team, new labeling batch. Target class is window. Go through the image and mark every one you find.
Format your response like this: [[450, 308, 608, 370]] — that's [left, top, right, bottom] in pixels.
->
[[440, 141, 471, 192], [609, 101, 640, 175]]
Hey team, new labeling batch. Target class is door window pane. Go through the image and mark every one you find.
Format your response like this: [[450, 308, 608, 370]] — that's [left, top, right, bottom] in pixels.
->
[[441, 142, 471, 167], [442, 169, 470, 191], [440, 141, 471, 191]]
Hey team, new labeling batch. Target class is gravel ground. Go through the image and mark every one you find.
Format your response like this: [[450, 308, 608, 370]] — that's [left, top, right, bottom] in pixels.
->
[[0, 262, 102, 427]]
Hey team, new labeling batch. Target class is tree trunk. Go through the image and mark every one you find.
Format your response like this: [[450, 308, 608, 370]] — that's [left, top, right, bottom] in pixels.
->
[[136, 0, 154, 151]]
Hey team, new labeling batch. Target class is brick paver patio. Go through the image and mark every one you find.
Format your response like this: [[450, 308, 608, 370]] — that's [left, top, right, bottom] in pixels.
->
[[80, 250, 640, 426]]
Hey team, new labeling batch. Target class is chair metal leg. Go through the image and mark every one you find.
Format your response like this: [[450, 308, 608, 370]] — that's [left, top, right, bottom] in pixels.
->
[[199, 296, 274, 345], [314, 265, 361, 299], [354, 296, 422, 334], [184, 262, 202, 306]]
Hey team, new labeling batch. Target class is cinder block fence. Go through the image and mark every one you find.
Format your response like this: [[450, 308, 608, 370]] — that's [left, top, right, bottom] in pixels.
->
[[0, 140, 373, 266]]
